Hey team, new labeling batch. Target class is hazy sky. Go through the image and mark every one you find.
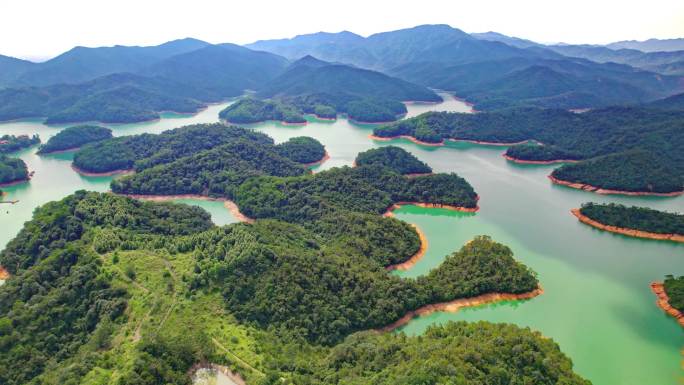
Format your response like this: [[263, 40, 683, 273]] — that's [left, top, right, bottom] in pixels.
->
[[2, 0, 683, 60]]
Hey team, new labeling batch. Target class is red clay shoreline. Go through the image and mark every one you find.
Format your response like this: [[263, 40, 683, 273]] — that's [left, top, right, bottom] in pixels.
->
[[385, 224, 428, 271], [503, 154, 579, 165], [549, 175, 684, 197], [571, 208, 684, 243], [369, 134, 530, 147], [71, 165, 134, 177], [117, 193, 255, 224], [651, 282, 684, 327], [0, 266, 9, 280], [378, 286, 544, 332]]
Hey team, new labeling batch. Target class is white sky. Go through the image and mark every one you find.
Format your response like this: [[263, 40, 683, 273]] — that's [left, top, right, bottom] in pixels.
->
[[1, 0, 683, 61]]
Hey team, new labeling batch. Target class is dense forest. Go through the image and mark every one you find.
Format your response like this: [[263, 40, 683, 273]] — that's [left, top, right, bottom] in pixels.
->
[[0, 191, 588, 385], [218, 98, 306, 124], [375, 107, 684, 193], [37, 125, 112, 154], [664, 275, 684, 312], [72, 123, 279, 173], [0, 155, 29, 185], [0, 134, 40, 154], [579, 203, 684, 235], [274, 136, 326, 164], [354, 146, 432, 174]]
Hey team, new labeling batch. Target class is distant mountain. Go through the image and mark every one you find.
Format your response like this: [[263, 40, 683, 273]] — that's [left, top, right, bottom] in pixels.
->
[[607, 38, 684, 53], [547, 44, 684, 76], [248, 24, 544, 70], [0, 73, 212, 124], [0, 55, 35, 86], [140, 43, 288, 96], [471, 32, 540, 48], [258, 56, 439, 102], [647, 92, 684, 110], [0, 42, 290, 124], [391, 56, 682, 110], [5, 38, 211, 87]]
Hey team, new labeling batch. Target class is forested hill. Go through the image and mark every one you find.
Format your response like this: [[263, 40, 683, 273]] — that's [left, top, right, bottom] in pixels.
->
[[258, 56, 440, 102], [0, 155, 29, 185], [0, 44, 288, 124], [0, 189, 589, 384], [221, 55, 442, 123], [37, 125, 112, 154], [374, 107, 684, 193], [72, 123, 322, 174], [248, 24, 684, 111]]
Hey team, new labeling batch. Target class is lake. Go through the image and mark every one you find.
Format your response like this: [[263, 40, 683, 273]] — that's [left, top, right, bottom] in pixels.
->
[[1, 93, 682, 385]]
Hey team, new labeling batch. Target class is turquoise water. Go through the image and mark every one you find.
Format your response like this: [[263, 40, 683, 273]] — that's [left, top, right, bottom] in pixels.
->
[[1, 93, 683, 384]]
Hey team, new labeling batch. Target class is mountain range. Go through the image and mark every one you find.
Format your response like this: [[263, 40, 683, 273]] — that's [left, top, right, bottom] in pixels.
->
[[0, 24, 682, 123]]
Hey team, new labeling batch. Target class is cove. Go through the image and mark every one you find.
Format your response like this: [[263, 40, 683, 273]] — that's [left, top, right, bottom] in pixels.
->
[[0, 93, 682, 385]]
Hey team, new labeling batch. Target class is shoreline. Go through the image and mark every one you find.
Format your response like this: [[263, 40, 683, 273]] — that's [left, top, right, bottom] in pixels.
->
[[503, 154, 580, 165], [369, 134, 530, 147], [189, 363, 246, 385], [385, 224, 428, 271], [37, 146, 82, 155], [0, 177, 30, 187], [449, 138, 529, 146], [549, 175, 684, 197], [0, 266, 9, 280], [303, 151, 330, 167], [369, 134, 445, 147], [384, 201, 480, 214], [71, 165, 134, 177], [571, 208, 684, 243], [378, 286, 544, 332], [650, 282, 684, 327], [307, 114, 336, 121], [117, 193, 255, 224]]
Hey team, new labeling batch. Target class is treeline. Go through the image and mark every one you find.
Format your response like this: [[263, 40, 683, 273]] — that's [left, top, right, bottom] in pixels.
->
[[0, 134, 40, 154], [579, 203, 684, 235], [37, 125, 112, 154], [375, 107, 684, 193], [355, 146, 431, 174], [0, 155, 29, 185], [664, 275, 684, 312]]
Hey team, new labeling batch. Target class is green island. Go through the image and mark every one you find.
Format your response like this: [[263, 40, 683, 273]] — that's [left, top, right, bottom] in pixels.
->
[[0, 134, 40, 154], [575, 203, 684, 241], [373, 107, 684, 194], [218, 99, 306, 124], [355, 146, 432, 175], [71, 123, 318, 175], [37, 125, 113, 154], [0, 155, 30, 185]]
